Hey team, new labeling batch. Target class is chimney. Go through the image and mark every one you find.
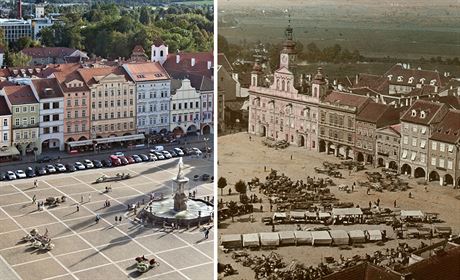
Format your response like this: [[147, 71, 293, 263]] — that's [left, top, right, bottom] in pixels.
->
[[207, 60, 212, 70], [191, 58, 196, 67], [176, 54, 180, 64], [17, 0, 22, 19], [355, 74, 359, 85]]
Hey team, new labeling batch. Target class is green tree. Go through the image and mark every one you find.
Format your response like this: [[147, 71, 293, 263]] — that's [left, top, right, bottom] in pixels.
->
[[139, 7, 150, 25], [228, 201, 238, 222], [235, 180, 247, 194], [7, 52, 32, 67], [218, 177, 227, 196]]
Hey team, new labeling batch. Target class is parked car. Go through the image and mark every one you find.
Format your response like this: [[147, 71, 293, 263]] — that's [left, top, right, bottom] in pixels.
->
[[110, 155, 121, 166], [36, 156, 53, 163], [46, 164, 57, 173], [113, 152, 124, 157], [6, 171, 17, 180], [102, 159, 112, 167], [126, 156, 135, 164], [65, 164, 76, 172], [75, 162, 86, 170], [83, 159, 94, 169], [153, 151, 165, 160], [93, 160, 103, 168], [173, 147, 185, 156], [132, 155, 142, 163], [139, 154, 149, 161], [149, 153, 158, 161], [168, 150, 178, 157], [35, 166, 47, 176], [15, 170, 27, 179], [119, 156, 129, 165], [55, 163, 66, 172], [162, 151, 172, 159], [25, 167, 36, 178], [0, 173, 6, 181], [192, 147, 202, 156]]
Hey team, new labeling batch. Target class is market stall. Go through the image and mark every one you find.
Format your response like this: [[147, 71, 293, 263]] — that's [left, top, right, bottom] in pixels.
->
[[348, 230, 366, 243], [329, 230, 350, 245], [242, 233, 260, 248], [259, 232, 280, 247], [294, 231, 312, 245], [278, 231, 296, 246], [311, 231, 332, 246], [220, 234, 242, 249]]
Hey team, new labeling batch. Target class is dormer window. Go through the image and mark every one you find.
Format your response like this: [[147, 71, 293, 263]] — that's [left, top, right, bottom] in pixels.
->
[[419, 78, 425, 84], [397, 76, 403, 82], [420, 111, 426, 119], [408, 77, 414, 84], [430, 79, 436, 86], [411, 109, 416, 117], [387, 75, 393, 81]]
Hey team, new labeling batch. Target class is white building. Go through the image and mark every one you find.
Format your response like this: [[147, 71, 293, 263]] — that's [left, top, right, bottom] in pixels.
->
[[0, 96, 11, 148], [0, 19, 32, 42], [199, 77, 213, 135], [123, 62, 171, 134], [30, 78, 65, 152], [170, 79, 201, 135], [151, 38, 168, 65]]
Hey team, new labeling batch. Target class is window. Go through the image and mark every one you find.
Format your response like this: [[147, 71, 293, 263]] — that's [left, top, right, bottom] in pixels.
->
[[43, 103, 50, 110], [15, 107, 19, 113], [3, 119, 6, 127], [411, 110, 416, 117], [30, 106, 35, 112], [173, 104, 176, 110], [440, 143, 445, 152], [412, 138, 417, 147], [15, 118, 19, 126], [402, 150, 408, 159], [420, 153, 426, 163], [448, 145, 454, 153], [431, 157, 436, 166], [22, 118, 27, 126], [30, 117, 35, 125], [196, 101, 199, 108], [22, 106, 27, 112], [82, 110, 86, 117], [74, 99, 79, 106], [439, 159, 445, 168], [74, 111, 79, 118], [411, 152, 416, 161], [432, 141, 437, 150], [3, 132, 7, 141], [184, 103, 187, 109], [403, 136, 408, 145], [82, 99, 86, 106], [447, 160, 453, 170], [420, 140, 426, 148]]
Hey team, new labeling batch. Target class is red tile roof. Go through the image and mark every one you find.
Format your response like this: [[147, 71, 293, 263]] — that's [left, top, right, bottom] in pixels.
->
[[54, 70, 89, 93], [152, 38, 165, 47], [430, 110, 460, 144], [163, 52, 213, 81], [123, 62, 170, 82], [77, 66, 132, 86], [132, 45, 146, 53], [322, 91, 371, 110], [357, 102, 390, 122], [30, 78, 64, 99], [384, 64, 447, 87], [0, 96, 11, 116], [3, 85, 38, 105], [400, 100, 448, 125], [321, 262, 399, 280]]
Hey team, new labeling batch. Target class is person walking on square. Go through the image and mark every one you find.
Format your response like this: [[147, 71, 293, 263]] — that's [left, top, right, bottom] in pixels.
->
[[394, 200, 397, 208], [34, 180, 38, 188], [81, 195, 84, 203], [76, 204, 80, 212], [32, 194, 36, 204], [95, 214, 100, 223], [204, 227, 210, 239], [115, 216, 118, 223]]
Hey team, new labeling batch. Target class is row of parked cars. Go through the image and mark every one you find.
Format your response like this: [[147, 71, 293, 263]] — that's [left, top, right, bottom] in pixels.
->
[[0, 147, 203, 181]]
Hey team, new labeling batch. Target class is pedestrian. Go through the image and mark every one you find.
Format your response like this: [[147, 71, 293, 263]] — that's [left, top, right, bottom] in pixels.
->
[[351, 184, 354, 192], [115, 216, 118, 223], [367, 187, 370, 195], [408, 192, 412, 198], [369, 201, 372, 208], [32, 194, 36, 204], [377, 198, 380, 206], [394, 200, 397, 208], [249, 135, 252, 141], [260, 205, 263, 212], [107, 200, 111, 207], [76, 204, 80, 212], [142, 198, 145, 205], [204, 227, 210, 239], [290, 154, 293, 160], [264, 166, 266, 172], [34, 180, 38, 188], [119, 216, 122, 222], [81, 195, 83, 203], [424, 186, 428, 192], [95, 214, 100, 223]]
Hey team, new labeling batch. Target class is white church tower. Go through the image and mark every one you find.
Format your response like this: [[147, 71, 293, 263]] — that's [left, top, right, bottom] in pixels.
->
[[151, 38, 168, 65]]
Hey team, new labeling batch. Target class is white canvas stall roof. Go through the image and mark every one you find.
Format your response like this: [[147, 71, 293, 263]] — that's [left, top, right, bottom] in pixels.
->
[[332, 208, 363, 216], [366, 230, 382, 241], [67, 134, 145, 148], [401, 210, 424, 218], [220, 234, 242, 248], [278, 231, 296, 245], [273, 212, 287, 219], [259, 232, 280, 246], [305, 212, 317, 217], [348, 230, 366, 243], [242, 233, 260, 247], [290, 211, 306, 219], [294, 231, 312, 245], [318, 213, 331, 218], [311, 231, 332, 245], [329, 230, 350, 245]]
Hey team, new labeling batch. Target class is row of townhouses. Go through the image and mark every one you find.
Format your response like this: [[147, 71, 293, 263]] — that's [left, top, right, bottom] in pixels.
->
[[247, 25, 460, 187], [0, 41, 213, 161]]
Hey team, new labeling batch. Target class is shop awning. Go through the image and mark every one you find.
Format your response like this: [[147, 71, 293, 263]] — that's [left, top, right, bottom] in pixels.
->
[[68, 134, 145, 148], [0, 146, 20, 157]]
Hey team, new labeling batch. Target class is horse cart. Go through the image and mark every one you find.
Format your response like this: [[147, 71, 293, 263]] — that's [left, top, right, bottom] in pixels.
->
[[95, 173, 131, 183], [135, 256, 160, 273], [21, 229, 55, 251]]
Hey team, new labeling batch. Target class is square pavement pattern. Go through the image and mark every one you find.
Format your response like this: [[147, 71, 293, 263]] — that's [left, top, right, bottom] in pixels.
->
[[0, 157, 214, 280]]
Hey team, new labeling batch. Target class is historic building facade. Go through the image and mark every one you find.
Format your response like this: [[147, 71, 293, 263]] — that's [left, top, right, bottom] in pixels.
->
[[170, 79, 202, 135], [78, 66, 136, 138], [248, 24, 323, 150], [427, 110, 460, 187], [375, 124, 401, 170], [318, 92, 370, 159], [30, 78, 65, 152], [123, 62, 171, 134], [400, 100, 449, 179]]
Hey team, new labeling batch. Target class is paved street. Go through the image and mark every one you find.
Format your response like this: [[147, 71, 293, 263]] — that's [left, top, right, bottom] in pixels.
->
[[0, 156, 214, 280]]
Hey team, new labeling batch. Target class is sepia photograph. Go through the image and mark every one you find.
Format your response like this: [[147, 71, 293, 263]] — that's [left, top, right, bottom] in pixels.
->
[[217, 0, 460, 279]]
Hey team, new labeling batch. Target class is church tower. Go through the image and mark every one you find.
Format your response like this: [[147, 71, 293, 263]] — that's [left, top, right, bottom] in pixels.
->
[[311, 67, 327, 100], [151, 38, 168, 65], [251, 59, 263, 87]]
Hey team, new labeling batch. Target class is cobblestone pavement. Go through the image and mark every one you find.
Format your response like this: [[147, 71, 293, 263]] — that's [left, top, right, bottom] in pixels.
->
[[0, 156, 214, 280]]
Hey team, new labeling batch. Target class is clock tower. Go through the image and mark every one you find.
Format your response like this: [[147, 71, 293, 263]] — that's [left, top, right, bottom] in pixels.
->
[[279, 19, 297, 72]]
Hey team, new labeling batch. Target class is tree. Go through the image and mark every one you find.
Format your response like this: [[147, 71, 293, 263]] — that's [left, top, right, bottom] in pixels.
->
[[228, 201, 238, 222], [6, 52, 32, 67], [218, 177, 227, 196], [235, 180, 247, 194], [139, 7, 150, 25]]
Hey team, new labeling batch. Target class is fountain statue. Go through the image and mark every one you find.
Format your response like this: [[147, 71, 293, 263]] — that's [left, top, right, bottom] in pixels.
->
[[173, 157, 189, 211]]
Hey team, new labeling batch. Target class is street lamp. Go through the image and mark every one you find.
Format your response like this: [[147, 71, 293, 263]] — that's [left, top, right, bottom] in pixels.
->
[[203, 137, 210, 159]]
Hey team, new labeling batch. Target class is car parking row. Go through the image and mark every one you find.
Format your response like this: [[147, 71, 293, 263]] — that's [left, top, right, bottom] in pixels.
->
[[0, 146, 204, 181]]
